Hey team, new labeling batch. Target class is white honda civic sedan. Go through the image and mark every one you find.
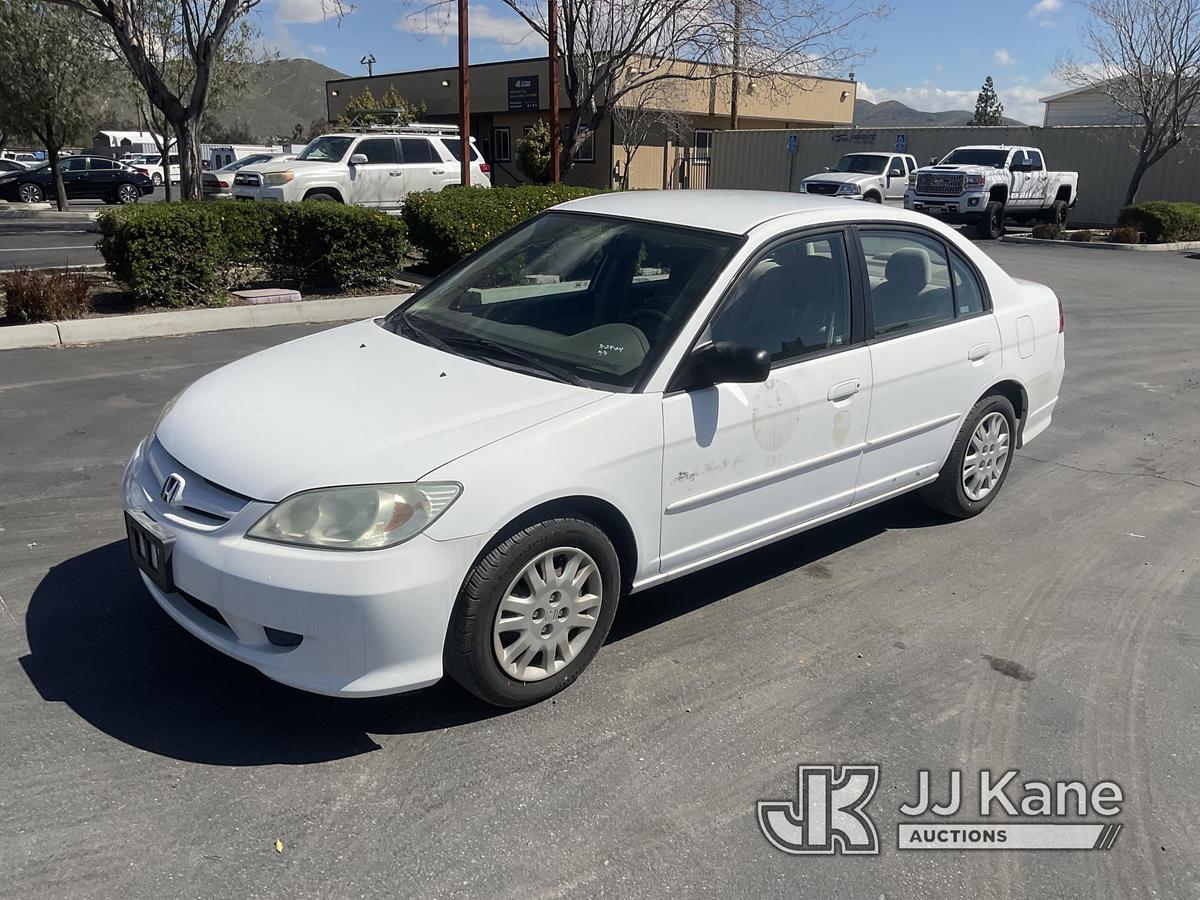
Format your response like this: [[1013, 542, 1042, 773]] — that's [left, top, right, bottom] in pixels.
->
[[122, 190, 1065, 707]]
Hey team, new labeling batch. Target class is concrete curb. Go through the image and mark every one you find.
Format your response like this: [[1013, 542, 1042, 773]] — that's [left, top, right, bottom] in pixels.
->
[[1001, 234, 1200, 252], [0, 291, 413, 351], [0, 206, 100, 224]]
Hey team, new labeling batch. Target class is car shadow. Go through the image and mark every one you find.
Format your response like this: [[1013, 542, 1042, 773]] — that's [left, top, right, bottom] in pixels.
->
[[20, 495, 946, 767]]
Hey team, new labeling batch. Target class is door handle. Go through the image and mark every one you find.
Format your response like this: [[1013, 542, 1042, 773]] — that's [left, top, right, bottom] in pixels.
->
[[968, 343, 991, 361], [827, 379, 861, 402], [389, 171, 403, 177], [432, 169, 446, 175]]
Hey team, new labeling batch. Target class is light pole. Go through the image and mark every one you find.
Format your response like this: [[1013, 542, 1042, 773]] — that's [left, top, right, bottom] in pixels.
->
[[549, 0, 560, 182], [457, 0, 471, 186]]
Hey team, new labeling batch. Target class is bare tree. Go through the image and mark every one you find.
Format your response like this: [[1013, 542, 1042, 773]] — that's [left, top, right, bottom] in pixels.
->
[[611, 80, 690, 189], [45, 0, 271, 199], [1056, 0, 1200, 206], [408, 0, 885, 173], [0, 1, 104, 211]]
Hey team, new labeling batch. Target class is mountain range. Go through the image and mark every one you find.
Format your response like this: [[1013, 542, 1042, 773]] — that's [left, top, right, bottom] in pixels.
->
[[854, 98, 1025, 127]]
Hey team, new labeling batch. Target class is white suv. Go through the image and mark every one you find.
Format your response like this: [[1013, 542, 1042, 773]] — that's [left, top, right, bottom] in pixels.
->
[[232, 125, 491, 209]]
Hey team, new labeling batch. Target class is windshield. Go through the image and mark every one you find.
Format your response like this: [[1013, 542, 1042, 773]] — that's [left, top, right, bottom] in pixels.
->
[[386, 212, 741, 389], [297, 136, 353, 162], [831, 154, 888, 175], [940, 148, 1009, 168]]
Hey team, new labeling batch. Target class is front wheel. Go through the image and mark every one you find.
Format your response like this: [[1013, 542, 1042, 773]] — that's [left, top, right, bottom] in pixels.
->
[[920, 394, 1016, 518], [976, 201, 1005, 239], [863, 192, 882, 203], [445, 517, 621, 707]]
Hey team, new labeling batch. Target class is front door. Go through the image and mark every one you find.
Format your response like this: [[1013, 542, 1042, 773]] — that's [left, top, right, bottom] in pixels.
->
[[853, 227, 1002, 504], [1006, 149, 1031, 208], [348, 137, 403, 208], [59, 157, 90, 198], [885, 156, 907, 200], [659, 229, 872, 575]]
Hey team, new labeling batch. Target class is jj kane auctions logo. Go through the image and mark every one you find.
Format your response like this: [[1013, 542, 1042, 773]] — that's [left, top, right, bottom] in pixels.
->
[[758, 765, 1124, 854]]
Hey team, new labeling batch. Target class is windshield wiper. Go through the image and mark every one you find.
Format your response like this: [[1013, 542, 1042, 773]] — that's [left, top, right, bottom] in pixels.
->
[[439, 333, 589, 387], [392, 311, 459, 355]]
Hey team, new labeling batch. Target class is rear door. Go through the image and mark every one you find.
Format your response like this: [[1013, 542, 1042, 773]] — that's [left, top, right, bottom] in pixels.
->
[[853, 226, 1001, 504], [348, 137, 402, 208], [399, 137, 445, 195], [87, 157, 120, 197]]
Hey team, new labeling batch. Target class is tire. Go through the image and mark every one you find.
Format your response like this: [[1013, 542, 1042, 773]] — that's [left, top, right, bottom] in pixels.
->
[[445, 517, 622, 707], [1050, 199, 1068, 227], [920, 394, 1017, 519], [151, 172, 162, 186], [976, 200, 1005, 240], [115, 183, 140, 204], [17, 182, 44, 203], [304, 191, 340, 202], [863, 192, 883, 204]]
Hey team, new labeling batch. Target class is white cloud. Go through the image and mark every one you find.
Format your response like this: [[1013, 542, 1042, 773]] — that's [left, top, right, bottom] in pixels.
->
[[1030, 0, 1062, 13], [276, 0, 352, 25], [396, 5, 539, 53], [307, 43, 328, 56], [858, 73, 1074, 125], [994, 48, 1015, 66]]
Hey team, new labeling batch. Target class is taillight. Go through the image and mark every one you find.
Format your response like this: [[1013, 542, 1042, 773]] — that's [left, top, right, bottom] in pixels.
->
[[217, 179, 229, 188], [479, 162, 490, 174], [1057, 294, 1065, 333], [136, 168, 148, 176]]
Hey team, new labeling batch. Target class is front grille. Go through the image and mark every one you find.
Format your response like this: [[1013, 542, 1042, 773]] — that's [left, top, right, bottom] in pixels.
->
[[233, 172, 260, 187], [804, 181, 841, 196], [916, 172, 965, 196], [140, 437, 252, 527]]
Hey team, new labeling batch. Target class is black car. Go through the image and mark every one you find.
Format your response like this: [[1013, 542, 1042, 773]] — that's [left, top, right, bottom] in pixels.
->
[[0, 155, 154, 204]]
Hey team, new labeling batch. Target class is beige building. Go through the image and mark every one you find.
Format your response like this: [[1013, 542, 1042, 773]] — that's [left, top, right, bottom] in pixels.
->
[[1041, 83, 1200, 126], [325, 57, 856, 189]]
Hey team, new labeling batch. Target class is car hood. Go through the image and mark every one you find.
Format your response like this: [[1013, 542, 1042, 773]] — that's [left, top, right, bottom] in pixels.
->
[[917, 164, 997, 176], [248, 158, 341, 178], [155, 318, 604, 502], [802, 171, 882, 185]]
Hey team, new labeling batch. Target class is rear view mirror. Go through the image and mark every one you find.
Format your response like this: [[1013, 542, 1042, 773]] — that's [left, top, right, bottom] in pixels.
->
[[674, 342, 770, 391], [349, 153, 368, 166]]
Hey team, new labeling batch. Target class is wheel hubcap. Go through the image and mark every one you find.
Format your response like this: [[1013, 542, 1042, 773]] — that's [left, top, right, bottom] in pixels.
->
[[119, 186, 136, 202], [962, 411, 1010, 501], [492, 547, 603, 682], [19, 185, 38, 202]]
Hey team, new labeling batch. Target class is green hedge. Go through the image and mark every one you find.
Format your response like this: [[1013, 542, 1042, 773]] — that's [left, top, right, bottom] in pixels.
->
[[97, 201, 408, 307], [1117, 201, 1200, 243], [402, 185, 606, 273]]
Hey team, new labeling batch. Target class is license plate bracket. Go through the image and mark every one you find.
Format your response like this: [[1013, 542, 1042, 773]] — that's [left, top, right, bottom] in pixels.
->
[[124, 509, 175, 592]]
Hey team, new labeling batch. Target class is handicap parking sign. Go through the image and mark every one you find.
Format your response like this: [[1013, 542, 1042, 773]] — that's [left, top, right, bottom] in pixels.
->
[[788, 134, 799, 154], [895, 133, 907, 152]]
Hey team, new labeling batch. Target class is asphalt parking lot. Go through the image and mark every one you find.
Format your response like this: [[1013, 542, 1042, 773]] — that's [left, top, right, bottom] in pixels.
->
[[1, 242, 1198, 898]]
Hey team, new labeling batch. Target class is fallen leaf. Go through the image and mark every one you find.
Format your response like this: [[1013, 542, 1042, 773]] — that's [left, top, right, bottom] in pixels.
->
[[274, 838, 284, 853]]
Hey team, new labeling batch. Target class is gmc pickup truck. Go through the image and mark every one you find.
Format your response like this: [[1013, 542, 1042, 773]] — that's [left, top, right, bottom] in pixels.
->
[[904, 145, 1078, 239]]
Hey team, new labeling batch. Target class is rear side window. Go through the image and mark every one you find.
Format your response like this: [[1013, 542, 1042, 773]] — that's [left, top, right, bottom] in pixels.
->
[[89, 158, 117, 170], [441, 138, 481, 162], [1027, 150, 1044, 171], [861, 231, 954, 336], [357, 138, 398, 164], [400, 138, 436, 163]]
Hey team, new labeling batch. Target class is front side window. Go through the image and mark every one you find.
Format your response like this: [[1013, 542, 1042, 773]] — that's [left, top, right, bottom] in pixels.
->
[[709, 232, 852, 364], [387, 212, 741, 389], [861, 231, 954, 336], [297, 136, 354, 162], [356, 138, 397, 164], [60, 158, 87, 172]]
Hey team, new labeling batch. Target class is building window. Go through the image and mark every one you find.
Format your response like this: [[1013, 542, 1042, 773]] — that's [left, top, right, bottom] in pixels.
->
[[492, 127, 511, 162], [694, 129, 714, 158], [567, 125, 595, 163]]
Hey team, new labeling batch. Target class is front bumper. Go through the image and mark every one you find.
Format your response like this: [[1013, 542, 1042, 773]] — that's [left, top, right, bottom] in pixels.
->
[[121, 438, 486, 697], [904, 190, 989, 218]]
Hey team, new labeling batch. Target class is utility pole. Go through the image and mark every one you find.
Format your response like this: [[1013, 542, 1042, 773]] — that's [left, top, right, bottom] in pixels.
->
[[548, 0, 560, 182], [360, 53, 376, 77], [457, 0, 470, 186], [729, 0, 741, 129]]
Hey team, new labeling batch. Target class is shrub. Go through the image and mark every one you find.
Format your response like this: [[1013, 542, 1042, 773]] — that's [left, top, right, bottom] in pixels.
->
[[270, 201, 408, 289], [1109, 225, 1141, 244], [98, 200, 407, 304], [1117, 201, 1200, 243], [97, 203, 229, 307], [402, 184, 606, 272], [1031, 223, 1062, 240], [2, 268, 92, 323], [1069, 229, 1096, 242], [515, 119, 553, 184]]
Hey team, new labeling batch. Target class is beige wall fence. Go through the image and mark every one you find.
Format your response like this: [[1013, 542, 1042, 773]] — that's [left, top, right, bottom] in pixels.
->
[[709, 124, 1200, 224]]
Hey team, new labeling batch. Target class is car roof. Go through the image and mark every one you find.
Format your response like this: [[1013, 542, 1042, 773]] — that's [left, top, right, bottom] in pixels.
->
[[553, 189, 934, 236]]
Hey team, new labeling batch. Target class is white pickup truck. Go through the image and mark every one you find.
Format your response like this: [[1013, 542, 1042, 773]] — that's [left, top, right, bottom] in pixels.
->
[[799, 151, 918, 203], [904, 145, 1078, 239]]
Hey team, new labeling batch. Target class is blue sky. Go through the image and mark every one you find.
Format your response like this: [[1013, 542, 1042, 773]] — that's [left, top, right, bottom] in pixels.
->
[[263, 0, 1087, 124]]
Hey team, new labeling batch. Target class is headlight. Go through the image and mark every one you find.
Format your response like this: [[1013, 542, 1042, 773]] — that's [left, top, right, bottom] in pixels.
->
[[263, 171, 294, 186], [965, 174, 986, 190], [907, 173, 917, 186], [246, 482, 462, 551], [836, 183, 861, 195], [797, 182, 808, 193]]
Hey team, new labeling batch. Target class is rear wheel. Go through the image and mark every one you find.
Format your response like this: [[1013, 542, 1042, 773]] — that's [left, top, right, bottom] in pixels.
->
[[976, 201, 1006, 239], [115, 182, 140, 204], [17, 182, 44, 203], [151, 172, 162, 186], [920, 394, 1016, 518], [445, 517, 621, 707], [1050, 199, 1068, 227]]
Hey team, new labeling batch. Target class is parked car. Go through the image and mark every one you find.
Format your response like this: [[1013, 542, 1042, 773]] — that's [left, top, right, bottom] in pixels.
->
[[1, 150, 41, 165], [0, 158, 29, 173], [231, 124, 490, 208], [800, 152, 918, 202], [905, 145, 1079, 239], [123, 190, 1065, 707], [135, 152, 180, 186], [0, 155, 153, 204], [202, 153, 294, 200]]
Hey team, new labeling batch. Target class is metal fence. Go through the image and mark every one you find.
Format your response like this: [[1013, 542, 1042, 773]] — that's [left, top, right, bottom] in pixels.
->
[[709, 124, 1200, 224]]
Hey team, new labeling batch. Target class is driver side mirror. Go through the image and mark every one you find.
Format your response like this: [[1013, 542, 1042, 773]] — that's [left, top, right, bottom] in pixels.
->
[[349, 153, 368, 166], [888, 168, 903, 177], [929, 156, 939, 165], [673, 342, 771, 391]]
